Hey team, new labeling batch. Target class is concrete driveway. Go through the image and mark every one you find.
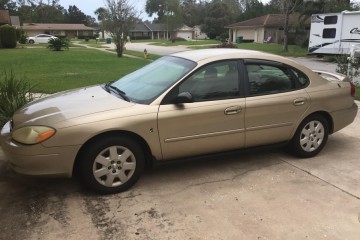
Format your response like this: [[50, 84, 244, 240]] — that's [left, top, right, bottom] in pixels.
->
[[1, 44, 359, 239], [1, 105, 359, 239]]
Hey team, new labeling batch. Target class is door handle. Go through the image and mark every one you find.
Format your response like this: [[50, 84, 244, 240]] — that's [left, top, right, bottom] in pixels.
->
[[224, 106, 242, 115], [293, 98, 306, 106]]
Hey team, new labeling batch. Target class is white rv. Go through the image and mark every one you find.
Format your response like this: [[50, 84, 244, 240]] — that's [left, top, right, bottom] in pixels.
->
[[308, 10, 360, 55]]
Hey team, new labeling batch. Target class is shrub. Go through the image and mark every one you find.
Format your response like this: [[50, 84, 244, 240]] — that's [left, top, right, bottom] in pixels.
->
[[48, 38, 70, 51], [212, 42, 238, 48], [335, 55, 360, 84], [0, 24, 17, 48], [0, 71, 35, 127], [16, 28, 27, 44]]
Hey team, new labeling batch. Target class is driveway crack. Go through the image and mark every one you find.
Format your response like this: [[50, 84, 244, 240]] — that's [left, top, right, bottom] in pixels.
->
[[279, 157, 360, 201]]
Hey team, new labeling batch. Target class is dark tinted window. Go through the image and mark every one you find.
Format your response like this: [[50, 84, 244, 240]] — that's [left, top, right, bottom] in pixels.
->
[[177, 60, 240, 102], [324, 16, 337, 24], [323, 28, 336, 38], [246, 63, 296, 96]]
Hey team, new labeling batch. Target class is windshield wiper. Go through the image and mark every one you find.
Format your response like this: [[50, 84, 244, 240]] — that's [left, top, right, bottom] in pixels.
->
[[104, 82, 130, 102]]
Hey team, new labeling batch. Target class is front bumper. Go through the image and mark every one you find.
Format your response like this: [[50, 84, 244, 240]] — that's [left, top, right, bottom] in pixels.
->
[[0, 121, 80, 177]]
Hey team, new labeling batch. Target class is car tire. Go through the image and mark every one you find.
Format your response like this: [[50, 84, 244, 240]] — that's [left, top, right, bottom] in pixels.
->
[[289, 114, 329, 158], [29, 39, 34, 44], [79, 136, 145, 194]]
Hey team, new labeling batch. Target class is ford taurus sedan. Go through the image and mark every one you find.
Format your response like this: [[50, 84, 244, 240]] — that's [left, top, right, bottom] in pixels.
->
[[0, 49, 358, 194]]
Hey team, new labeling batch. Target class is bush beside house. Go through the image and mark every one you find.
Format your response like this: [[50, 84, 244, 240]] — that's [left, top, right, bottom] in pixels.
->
[[0, 24, 17, 48]]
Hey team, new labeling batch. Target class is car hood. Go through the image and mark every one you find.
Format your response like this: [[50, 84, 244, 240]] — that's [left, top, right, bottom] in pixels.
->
[[12, 85, 135, 128]]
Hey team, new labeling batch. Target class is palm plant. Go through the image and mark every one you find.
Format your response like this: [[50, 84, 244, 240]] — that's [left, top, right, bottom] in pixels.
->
[[48, 38, 69, 51], [0, 71, 35, 127]]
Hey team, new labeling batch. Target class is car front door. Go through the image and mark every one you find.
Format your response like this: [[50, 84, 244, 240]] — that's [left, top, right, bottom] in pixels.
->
[[244, 60, 311, 147], [157, 60, 246, 160]]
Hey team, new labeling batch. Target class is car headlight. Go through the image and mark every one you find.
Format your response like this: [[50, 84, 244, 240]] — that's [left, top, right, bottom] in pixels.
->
[[12, 126, 56, 145]]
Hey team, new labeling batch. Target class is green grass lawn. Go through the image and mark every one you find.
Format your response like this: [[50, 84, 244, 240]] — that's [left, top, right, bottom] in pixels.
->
[[236, 43, 308, 57], [0, 48, 149, 94], [190, 42, 308, 57], [135, 39, 219, 47], [124, 49, 161, 60]]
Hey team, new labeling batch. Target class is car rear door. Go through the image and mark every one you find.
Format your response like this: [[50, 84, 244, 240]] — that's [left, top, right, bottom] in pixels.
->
[[157, 60, 246, 160], [244, 60, 311, 147]]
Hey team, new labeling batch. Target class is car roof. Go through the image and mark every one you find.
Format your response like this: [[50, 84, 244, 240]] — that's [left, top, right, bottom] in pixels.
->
[[170, 48, 291, 63]]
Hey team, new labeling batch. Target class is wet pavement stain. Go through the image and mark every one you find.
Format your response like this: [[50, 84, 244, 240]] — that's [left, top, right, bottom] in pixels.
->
[[83, 194, 125, 240]]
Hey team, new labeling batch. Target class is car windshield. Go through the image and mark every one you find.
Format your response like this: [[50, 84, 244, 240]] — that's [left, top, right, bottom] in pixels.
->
[[110, 56, 196, 104]]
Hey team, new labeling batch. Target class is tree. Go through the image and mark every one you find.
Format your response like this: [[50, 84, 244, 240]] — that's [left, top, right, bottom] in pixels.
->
[[95, 7, 107, 38], [102, 0, 138, 57], [145, 0, 181, 22], [65, 5, 87, 23], [202, 0, 232, 39], [270, 0, 303, 52], [145, 0, 167, 21], [0, 0, 17, 13], [180, 0, 207, 27]]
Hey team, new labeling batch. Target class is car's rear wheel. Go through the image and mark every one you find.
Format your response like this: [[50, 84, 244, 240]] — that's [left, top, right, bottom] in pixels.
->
[[28, 39, 34, 44], [79, 136, 145, 194], [289, 114, 329, 158]]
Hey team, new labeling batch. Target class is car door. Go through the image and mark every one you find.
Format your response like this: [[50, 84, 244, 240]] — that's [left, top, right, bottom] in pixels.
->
[[244, 60, 311, 147], [157, 60, 246, 160], [39, 34, 50, 43]]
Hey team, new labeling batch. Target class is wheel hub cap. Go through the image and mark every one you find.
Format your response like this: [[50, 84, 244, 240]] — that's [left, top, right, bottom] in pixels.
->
[[92, 146, 136, 187]]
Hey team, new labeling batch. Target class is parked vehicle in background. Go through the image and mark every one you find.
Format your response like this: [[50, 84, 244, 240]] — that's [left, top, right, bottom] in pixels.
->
[[27, 34, 57, 44], [308, 10, 360, 55], [0, 49, 358, 194]]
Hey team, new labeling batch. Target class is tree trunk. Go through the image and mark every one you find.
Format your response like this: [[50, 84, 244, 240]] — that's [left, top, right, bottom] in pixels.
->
[[283, 13, 289, 52], [115, 33, 123, 57]]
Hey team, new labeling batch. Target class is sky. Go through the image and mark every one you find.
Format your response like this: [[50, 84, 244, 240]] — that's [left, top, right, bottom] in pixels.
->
[[58, 0, 154, 21]]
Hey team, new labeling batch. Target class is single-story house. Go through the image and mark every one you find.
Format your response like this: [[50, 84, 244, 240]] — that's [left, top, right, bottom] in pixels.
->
[[0, 10, 11, 26], [175, 25, 194, 40], [128, 21, 207, 40], [193, 25, 208, 40], [225, 14, 310, 44], [22, 23, 95, 38], [129, 21, 170, 40]]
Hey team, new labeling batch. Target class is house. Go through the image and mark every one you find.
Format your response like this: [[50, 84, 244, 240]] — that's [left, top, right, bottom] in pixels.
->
[[0, 10, 20, 27], [175, 25, 194, 40], [225, 14, 310, 44], [129, 21, 201, 40], [129, 21, 169, 40], [193, 25, 208, 40], [22, 23, 95, 39], [0, 10, 11, 26]]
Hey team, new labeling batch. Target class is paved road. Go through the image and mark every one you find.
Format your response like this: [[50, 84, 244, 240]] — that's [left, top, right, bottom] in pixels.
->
[[1, 44, 360, 239]]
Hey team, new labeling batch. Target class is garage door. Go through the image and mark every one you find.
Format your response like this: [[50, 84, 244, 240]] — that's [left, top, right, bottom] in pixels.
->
[[177, 31, 192, 40]]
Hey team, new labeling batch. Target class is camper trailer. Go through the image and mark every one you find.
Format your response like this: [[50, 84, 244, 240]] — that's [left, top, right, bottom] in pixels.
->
[[308, 10, 360, 55]]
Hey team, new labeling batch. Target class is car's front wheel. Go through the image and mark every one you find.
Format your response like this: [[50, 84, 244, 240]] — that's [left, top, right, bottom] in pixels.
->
[[79, 136, 145, 194], [28, 39, 34, 44], [289, 114, 329, 158]]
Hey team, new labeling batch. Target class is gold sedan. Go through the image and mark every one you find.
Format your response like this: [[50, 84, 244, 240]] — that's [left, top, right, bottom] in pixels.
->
[[1, 49, 358, 194]]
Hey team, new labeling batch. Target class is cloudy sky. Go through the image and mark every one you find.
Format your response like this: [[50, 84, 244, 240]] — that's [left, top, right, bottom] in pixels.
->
[[58, 0, 153, 20]]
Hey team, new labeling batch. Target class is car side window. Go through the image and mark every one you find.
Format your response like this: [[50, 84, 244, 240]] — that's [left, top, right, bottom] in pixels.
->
[[246, 63, 296, 96], [178, 60, 239, 102], [290, 68, 309, 86]]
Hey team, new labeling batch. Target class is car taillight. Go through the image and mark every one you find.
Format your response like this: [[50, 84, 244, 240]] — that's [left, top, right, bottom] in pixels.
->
[[350, 82, 355, 97]]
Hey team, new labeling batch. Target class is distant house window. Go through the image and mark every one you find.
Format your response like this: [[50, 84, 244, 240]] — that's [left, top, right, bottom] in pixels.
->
[[323, 28, 336, 38], [324, 16, 338, 25]]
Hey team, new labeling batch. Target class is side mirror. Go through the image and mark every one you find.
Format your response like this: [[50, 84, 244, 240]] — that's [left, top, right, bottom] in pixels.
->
[[175, 92, 193, 104]]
